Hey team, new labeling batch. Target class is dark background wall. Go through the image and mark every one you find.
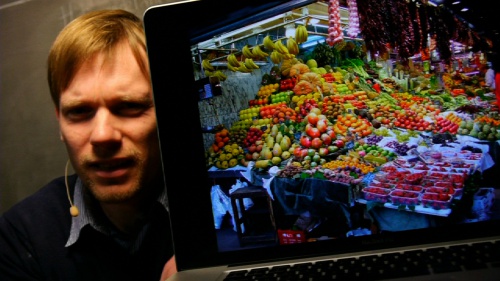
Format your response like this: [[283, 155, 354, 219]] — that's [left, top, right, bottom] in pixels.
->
[[0, 0, 177, 214]]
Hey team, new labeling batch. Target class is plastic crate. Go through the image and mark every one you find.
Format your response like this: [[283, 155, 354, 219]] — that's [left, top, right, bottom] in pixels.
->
[[425, 186, 455, 195], [278, 229, 305, 245], [362, 187, 391, 203], [389, 190, 420, 206], [421, 192, 452, 210], [404, 172, 426, 185], [394, 183, 424, 193]]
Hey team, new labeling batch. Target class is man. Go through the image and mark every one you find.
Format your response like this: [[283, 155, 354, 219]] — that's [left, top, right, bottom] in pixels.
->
[[480, 62, 496, 92], [0, 10, 176, 280]]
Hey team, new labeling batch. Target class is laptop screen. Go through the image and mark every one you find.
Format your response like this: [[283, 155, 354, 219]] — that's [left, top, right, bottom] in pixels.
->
[[144, 0, 500, 272]]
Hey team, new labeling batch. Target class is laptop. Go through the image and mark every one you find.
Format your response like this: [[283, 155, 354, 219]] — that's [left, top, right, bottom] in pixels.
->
[[143, 0, 500, 280]]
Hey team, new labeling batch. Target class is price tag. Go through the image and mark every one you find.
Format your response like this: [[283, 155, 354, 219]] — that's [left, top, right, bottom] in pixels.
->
[[346, 141, 355, 150]]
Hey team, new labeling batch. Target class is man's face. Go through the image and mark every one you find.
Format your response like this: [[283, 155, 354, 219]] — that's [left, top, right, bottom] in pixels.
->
[[57, 42, 161, 203]]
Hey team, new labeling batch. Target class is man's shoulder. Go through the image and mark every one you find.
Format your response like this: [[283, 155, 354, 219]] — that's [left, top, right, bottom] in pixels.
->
[[1, 175, 78, 232]]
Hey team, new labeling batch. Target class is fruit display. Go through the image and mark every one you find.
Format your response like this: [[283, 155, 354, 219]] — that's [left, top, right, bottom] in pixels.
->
[[198, 12, 499, 219]]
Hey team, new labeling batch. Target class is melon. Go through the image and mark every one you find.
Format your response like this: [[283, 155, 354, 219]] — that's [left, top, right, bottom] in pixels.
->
[[306, 59, 318, 68]]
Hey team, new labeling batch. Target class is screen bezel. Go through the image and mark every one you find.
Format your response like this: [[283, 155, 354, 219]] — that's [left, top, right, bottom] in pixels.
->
[[144, 0, 500, 272]]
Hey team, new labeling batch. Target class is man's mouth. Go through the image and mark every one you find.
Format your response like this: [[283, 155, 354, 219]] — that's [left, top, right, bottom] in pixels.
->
[[88, 159, 134, 178]]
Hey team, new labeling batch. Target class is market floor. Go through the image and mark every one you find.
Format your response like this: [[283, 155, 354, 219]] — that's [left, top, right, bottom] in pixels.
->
[[215, 187, 500, 252], [216, 220, 277, 252]]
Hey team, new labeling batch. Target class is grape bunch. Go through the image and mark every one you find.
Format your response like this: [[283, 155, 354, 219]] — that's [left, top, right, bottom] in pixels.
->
[[373, 127, 391, 137], [364, 135, 383, 145], [384, 141, 417, 156]]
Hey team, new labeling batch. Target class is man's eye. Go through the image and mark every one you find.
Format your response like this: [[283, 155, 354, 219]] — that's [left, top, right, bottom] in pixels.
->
[[115, 103, 149, 116], [65, 107, 93, 120]]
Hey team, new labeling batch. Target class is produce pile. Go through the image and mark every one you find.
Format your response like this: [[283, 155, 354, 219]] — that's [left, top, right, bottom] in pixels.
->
[[202, 24, 500, 194]]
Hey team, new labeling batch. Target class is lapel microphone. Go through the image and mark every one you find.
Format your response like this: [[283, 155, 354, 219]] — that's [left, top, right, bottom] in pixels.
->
[[65, 160, 80, 217]]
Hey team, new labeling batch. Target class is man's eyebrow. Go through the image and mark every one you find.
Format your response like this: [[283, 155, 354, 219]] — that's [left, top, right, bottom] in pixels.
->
[[120, 95, 153, 103], [60, 99, 88, 109]]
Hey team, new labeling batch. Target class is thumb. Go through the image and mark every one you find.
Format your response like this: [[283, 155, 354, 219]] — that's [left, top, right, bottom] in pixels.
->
[[160, 256, 177, 281]]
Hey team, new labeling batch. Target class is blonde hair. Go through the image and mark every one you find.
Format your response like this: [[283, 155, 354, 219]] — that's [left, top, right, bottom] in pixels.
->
[[47, 9, 149, 108]]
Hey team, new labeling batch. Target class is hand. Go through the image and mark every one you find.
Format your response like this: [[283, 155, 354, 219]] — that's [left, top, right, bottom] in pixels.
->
[[160, 256, 177, 281]]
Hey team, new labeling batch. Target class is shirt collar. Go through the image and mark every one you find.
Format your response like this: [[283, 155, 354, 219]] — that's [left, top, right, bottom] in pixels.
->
[[65, 177, 169, 247]]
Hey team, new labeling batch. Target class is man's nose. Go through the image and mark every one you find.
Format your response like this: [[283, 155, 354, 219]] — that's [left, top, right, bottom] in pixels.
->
[[90, 110, 121, 146]]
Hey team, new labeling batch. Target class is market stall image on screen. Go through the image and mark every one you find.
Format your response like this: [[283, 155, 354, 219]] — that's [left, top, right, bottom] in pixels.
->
[[189, 0, 500, 252]]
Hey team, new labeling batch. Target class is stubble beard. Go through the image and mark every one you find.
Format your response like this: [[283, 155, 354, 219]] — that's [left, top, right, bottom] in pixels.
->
[[79, 150, 145, 204]]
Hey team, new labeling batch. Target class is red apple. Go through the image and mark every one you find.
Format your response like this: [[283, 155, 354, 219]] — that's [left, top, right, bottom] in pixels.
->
[[306, 126, 320, 138], [256, 144, 263, 152], [311, 138, 323, 149], [320, 133, 332, 145], [307, 112, 319, 125], [326, 129, 336, 140], [300, 149, 309, 158], [316, 119, 328, 133], [300, 136, 312, 148], [293, 147, 303, 158], [318, 147, 329, 157], [335, 139, 345, 148], [248, 145, 257, 153]]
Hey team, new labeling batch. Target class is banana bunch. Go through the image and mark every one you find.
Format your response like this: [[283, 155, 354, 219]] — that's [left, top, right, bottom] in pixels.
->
[[237, 64, 253, 73], [242, 45, 255, 59], [263, 35, 275, 51], [244, 58, 259, 69], [202, 59, 215, 71], [227, 53, 241, 72], [295, 25, 308, 44], [270, 50, 283, 64], [227, 52, 259, 73], [227, 64, 238, 72], [274, 39, 289, 55], [211, 70, 227, 81], [286, 37, 299, 55], [251, 45, 269, 60]]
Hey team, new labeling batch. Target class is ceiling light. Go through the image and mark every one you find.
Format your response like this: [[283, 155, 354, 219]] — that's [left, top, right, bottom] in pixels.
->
[[285, 23, 296, 37], [309, 18, 320, 25], [461, 7, 469, 12], [452, 1, 460, 4]]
